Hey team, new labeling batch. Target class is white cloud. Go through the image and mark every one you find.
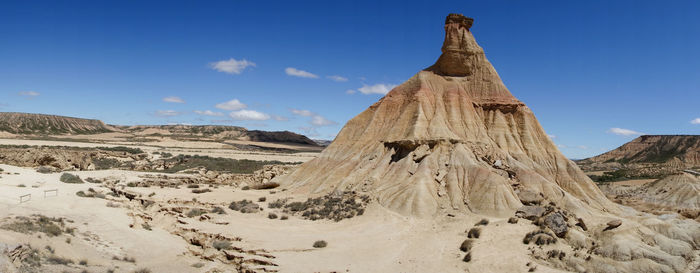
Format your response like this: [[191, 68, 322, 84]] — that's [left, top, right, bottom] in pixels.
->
[[346, 89, 356, 94], [607, 127, 644, 136], [215, 99, 247, 111], [547, 134, 557, 139], [229, 109, 270, 121], [357, 83, 397, 95], [194, 110, 224, 116], [311, 115, 337, 126], [327, 75, 348, 82], [18, 91, 40, 97], [691, 118, 700, 125], [290, 109, 315, 117], [285, 67, 319, 79], [576, 145, 589, 150], [163, 96, 185, 103], [210, 58, 256, 74], [155, 110, 181, 117]]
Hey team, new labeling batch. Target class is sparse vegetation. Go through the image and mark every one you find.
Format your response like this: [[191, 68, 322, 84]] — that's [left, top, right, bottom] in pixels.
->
[[191, 188, 212, 194], [187, 184, 200, 188], [313, 240, 327, 248], [475, 219, 489, 226], [251, 182, 280, 190], [467, 228, 481, 239], [0, 215, 68, 237], [228, 200, 261, 213], [280, 192, 370, 222], [211, 206, 227, 214], [212, 240, 232, 250], [79, 259, 88, 265], [462, 252, 471, 262], [17, 184, 26, 187], [523, 230, 557, 245], [132, 268, 152, 273], [459, 239, 473, 252], [93, 158, 122, 170], [160, 154, 296, 174], [60, 173, 84, 184], [98, 146, 144, 154], [47, 255, 73, 265], [268, 213, 278, 219], [258, 197, 267, 202], [186, 208, 207, 218], [508, 217, 518, 224], [280, 215, 288, 220]]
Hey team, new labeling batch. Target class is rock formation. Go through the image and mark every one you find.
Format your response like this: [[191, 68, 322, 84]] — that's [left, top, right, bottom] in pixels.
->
[[579, 135, 700, 167], [0, 112, 115, 135], [279, 13, 613, 217]]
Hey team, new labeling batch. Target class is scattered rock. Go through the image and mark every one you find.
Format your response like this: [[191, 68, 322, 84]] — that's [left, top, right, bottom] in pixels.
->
[[517, 190, 544, 205], [516, 206, 546, 220], [575, 218, 587, 231], [543, 213, 568, 238], [604, 220, 622, 231]]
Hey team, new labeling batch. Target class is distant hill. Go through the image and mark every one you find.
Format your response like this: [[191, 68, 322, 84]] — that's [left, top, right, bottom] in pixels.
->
[[0, 112, 115, 134], [579, 135, 700, 165], [0, 112, 318, 146]]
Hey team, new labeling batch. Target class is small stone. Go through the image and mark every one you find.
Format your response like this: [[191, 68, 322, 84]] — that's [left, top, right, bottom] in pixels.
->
[[515, 206, 546, 220], [604, 220, 622, 231]]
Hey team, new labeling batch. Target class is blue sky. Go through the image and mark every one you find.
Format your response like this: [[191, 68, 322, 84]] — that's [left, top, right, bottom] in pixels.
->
[[1, 0, 698, 159]]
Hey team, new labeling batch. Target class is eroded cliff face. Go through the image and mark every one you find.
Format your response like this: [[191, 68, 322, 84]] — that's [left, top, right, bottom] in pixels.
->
[[0, 112, 115, 135], [277, 14, 612, 218], [581, 135, 700, 166]]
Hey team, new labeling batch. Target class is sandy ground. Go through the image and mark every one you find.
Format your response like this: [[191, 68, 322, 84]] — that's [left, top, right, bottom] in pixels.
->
[[0, 163, 568, 273]]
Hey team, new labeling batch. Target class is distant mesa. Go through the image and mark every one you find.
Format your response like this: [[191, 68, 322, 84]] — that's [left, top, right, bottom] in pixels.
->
[[579, 135, 700, 166], [0, 112, 318, 146]]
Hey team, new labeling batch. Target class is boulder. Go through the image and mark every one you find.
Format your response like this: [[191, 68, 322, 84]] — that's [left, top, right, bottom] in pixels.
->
[[544, 212, 568, 238], [517, 189, 544, 205], [604, 220, 622, 231], [515, 206, 546, 220]]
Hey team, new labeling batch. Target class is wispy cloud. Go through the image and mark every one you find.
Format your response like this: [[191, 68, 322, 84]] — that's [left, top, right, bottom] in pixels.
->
[[210, 58, 256, 75], [326, 75, 348, 82], [18, 91, 40, 97], [155, 110, 182, 117], [285, 67, 319, 79], [229, 109, 270, 121], [272, 115, 289, 121], [215, 99, 247, 111], [607, 127, 644, 136], [163, 96, 185, 103], [290, 108, 336, 127], [194, 110, 224, 116], [547, 134, 556, 139], [290, 109, 314, 117], [348, 83, 397, 95], [311, 115, 337, 126], [691, 118, 700, 125]]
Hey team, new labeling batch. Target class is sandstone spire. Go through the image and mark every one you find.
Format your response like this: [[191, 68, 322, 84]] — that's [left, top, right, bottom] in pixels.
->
[[276, 14, 614, 217]]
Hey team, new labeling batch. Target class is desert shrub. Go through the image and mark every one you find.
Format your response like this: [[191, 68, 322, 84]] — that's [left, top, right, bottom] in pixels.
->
[[123, 257, 136, 263], [60, 173, 84, 184], [85, 177, 102, 184], [187, 184, 200, 188], [241, 186, 250, 190], [268, 213, 278, 219], [160, 155, 295, 174], [280, 215, 288, 220], [475, 219, 489, 226], [47, 255, 73, 265], [36, 166, 52, 173], [467, 228, 481, 239], [148, 192, 156, 197], [191, 188, 211, 194], [313, 240, 327, 248], [106, 202, 120, 208], [92, 158, 122, 170], [211, 206, 227, 214], [142, 223, 152, 231], [98, 146, 144, 154], [268, 198, 288, 209], [463, 252, 472, 262], [459, 239, 473, 252], [508, 217, 518, 224], [228, 200, 260, 213], [523, 230, 557, 245], [76, 191, 87, 197], [79, 259, 88, 265], [258, 197, 267, 202], [186, 208, 207, 218], [282, 192, 369, 222], [126, 182, 137, 187], [212, 240, 232, 250], [0, 215, 65, 237], [191, 263, 205, 268], [251, 182, 280, 190], [132, 268, 151, 273], [17, 184, 26, 187]]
